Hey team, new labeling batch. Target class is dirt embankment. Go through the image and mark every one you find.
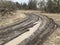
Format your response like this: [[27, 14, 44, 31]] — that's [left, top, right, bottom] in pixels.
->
[[0, 11, 26, 27]]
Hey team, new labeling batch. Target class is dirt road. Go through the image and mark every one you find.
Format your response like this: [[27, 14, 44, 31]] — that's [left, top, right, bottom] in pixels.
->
[[0, 10, 58, 45]]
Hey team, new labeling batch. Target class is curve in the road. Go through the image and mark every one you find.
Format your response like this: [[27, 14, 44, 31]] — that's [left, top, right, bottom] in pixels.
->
[[0, 13, 39, 45], [18, 14, 57, 45], [0, 13, 57, 45]]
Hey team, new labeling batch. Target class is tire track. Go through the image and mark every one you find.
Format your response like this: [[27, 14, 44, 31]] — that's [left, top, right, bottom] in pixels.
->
[[0, 13, 57, 45], [18, 14, 57, 45], [0, 13, 39, 45]]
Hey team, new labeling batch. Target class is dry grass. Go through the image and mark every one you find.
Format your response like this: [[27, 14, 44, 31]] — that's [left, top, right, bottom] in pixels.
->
[[0, 11, 26, 27]]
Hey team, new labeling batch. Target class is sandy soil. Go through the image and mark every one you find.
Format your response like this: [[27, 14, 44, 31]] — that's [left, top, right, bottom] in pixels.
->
[[0, 10, 60, 45], [5, 19, 41, 45], [40, 13, 60, 45], [16, 10, 60, 45]]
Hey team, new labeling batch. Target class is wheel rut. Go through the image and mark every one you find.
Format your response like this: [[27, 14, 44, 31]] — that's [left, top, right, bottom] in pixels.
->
[[0, 13, 57, 45]]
